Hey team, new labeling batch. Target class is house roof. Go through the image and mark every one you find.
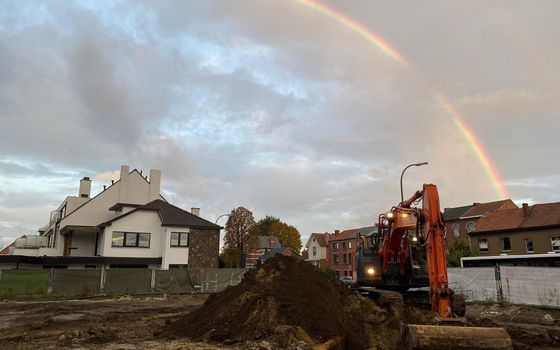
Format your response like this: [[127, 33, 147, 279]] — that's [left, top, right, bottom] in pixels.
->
[[461, 199, 517, 218], [257, 236, 282, 249], [329, 229, 359, 242], [353, 226, 377, 237], [108, 203, 143, 211], [307, 233, 328, 247], [443, 205, 474, 221], [473, 202, 560, 234], [100, 199, 221, 230], [259, 247, 301, 261]]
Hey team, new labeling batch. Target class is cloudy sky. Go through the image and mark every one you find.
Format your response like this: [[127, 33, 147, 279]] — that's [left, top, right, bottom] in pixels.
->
[[1, 0, 559, 248]]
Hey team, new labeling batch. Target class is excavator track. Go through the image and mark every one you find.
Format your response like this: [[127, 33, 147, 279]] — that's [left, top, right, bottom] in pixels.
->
[[356, 287, 513, 350]]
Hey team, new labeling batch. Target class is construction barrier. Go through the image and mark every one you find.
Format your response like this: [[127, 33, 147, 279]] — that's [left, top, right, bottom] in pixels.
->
[[0, 267, 247, 297], [448, 266, 560, 307], [1, 266, 558, 307]]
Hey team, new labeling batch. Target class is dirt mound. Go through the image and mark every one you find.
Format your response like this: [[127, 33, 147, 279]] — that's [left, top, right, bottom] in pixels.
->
[[159, 255, 402, 349]]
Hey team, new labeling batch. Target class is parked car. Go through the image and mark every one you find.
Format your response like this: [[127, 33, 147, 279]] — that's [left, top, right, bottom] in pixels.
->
[[340, 276, 353, 288]]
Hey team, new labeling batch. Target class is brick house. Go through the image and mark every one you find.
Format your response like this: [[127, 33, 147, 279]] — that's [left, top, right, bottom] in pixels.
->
[[469, 202, 560, 256], [245, 235, 282, 269], [443, 199, 518, 249], [326, 226, 376, 280]]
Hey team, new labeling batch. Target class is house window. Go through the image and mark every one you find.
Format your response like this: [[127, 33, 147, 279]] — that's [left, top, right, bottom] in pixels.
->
[[333, 242, 339, 250], [525, 239, 534, 253], [551, 236, 560, 252], [348, 241, 352, 249], [500, 237, 511, 252], [112, 232, 150, 248], [312, 246, 317, 256], [59, 205, 67, 219], [452, 223, 460, 238], [342, 242, 346, 250], [478, 239, 488, 252], [334, 254, 339, 264], [171, 232, 189, 247], [343, 253, 347, 264], [466, 222, 476, 233]]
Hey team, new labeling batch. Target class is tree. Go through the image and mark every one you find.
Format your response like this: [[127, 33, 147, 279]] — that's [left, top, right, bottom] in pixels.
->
[[254, 216, 280, 236], [268, 221, 302, 252], [448, 239, 476, 267], [223, 207, 257, 255]]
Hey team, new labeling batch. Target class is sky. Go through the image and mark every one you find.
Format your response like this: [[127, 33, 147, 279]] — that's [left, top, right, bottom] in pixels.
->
[[1, 0, 559, 249]]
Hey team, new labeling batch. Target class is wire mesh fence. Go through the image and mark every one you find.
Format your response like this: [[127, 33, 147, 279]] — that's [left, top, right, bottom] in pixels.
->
[[1, 265, 558, 306], [448, 266, 560, 307], [0, 268, 247, 297], [499, 266, 560, 306], [447, 267, 497, 302]]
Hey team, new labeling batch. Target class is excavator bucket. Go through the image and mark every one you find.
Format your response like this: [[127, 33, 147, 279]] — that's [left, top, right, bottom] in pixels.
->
[[405, 324, 513, 350]]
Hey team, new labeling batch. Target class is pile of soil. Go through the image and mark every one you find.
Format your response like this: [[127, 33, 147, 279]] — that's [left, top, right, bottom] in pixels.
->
[[159, 255, 403, 349]]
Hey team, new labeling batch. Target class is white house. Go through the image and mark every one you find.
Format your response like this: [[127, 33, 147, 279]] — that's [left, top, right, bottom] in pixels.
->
[[2, 165, 220, 269], [305, 233, 330, 269]]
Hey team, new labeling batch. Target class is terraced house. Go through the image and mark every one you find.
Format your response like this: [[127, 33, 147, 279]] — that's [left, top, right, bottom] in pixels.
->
[[469, 202, 560, 256], [0, 165, 221, 269]]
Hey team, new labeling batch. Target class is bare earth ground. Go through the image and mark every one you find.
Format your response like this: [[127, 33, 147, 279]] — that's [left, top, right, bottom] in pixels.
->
[[0, 294, 559, 350]]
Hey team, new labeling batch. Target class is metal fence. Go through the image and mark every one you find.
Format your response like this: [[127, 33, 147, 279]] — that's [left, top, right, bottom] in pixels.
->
[[0, 268, 247, 297], [448, 266, 560, 307]]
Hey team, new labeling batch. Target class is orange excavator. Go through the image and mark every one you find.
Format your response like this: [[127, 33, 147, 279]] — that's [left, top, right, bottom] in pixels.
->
[[355, 184, 513, 349]]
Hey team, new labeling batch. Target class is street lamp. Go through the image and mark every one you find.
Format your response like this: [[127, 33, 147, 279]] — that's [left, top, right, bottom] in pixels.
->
[[215, 213, 230, 225], [400, 162, 428, 204]]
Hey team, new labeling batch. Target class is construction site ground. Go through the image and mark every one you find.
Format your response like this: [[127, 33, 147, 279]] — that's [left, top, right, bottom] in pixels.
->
[[0, 294, 559, 350]]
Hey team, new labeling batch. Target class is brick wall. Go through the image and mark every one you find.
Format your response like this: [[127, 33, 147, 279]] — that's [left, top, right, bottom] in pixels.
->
[[188, 228, 220, 268]]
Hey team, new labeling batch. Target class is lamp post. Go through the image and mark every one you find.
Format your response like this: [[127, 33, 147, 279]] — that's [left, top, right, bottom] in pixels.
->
[[215, 213, 230, 225], [400, 162, 428, 204]]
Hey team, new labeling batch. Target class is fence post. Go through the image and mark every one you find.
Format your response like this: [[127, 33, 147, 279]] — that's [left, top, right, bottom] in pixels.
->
[[150, 269, 156, 292], [100, 265, 106, 295], [494, 264, 503, 302], [47, 268, 54, 294]]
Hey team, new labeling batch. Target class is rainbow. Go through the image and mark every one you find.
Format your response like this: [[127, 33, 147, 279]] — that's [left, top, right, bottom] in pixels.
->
[[296, 0, 509, 199]]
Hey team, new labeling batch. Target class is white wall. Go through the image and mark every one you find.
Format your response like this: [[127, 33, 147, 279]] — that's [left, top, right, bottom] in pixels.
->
[[60, 171, 164, 229], [101, 210, 164, 260], [69, 232, 96, 256], [306, 237, 327, 262], [161, 227, 189, 269]]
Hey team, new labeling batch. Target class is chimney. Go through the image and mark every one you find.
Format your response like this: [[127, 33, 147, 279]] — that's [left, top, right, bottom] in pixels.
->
[[269, 236, 274, 248], [444, 207, 450, 212], [148, 169, 161, 201], [118, 165, 129, 203], [191, 207, 200, 216], [79, 177, 92, 198], [335, 230, 340, 235], [522, 203, 529, 217], [473, 202, 481, 206]]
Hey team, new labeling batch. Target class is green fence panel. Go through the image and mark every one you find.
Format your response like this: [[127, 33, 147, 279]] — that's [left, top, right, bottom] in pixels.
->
[[154, 269, 196, 293], [51, 269, 102, 296], [0, 269, 49, 295], [201, 268, 247, 293], [104, 269, 153, 295]]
